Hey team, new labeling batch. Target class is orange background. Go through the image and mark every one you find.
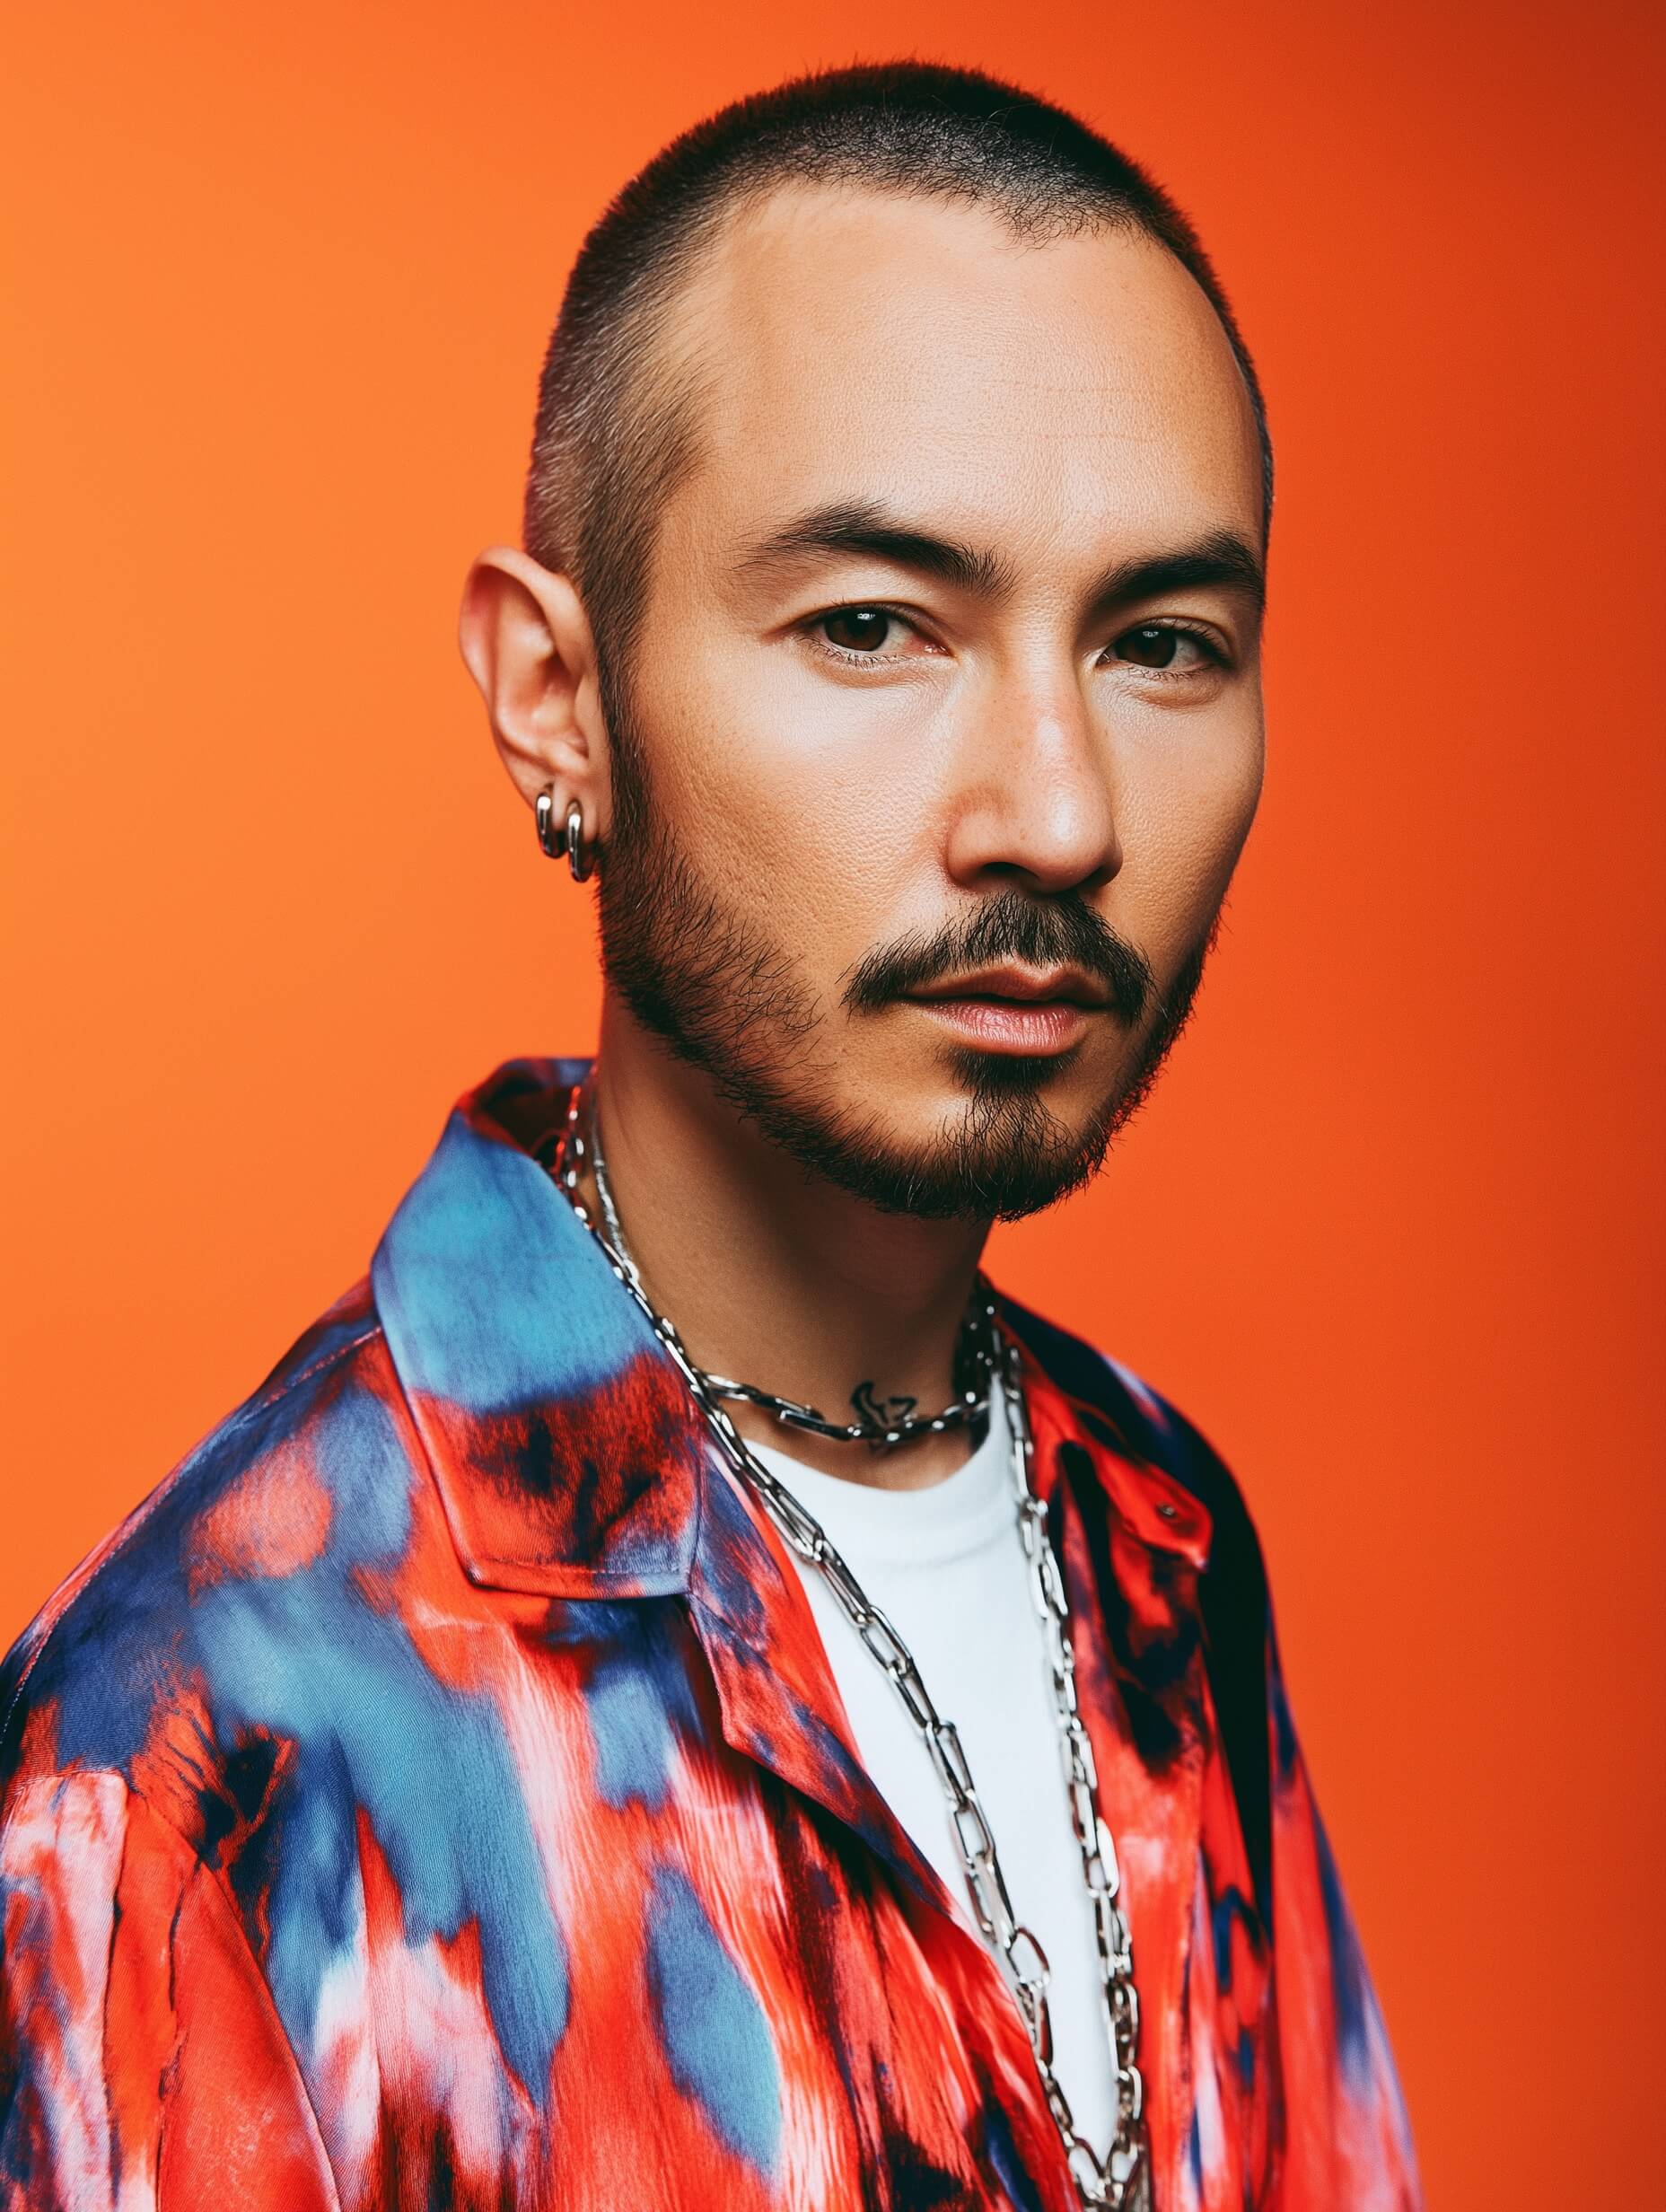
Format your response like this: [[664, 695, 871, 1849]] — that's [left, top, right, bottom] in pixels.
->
[[4, 4, 1661, 2201]]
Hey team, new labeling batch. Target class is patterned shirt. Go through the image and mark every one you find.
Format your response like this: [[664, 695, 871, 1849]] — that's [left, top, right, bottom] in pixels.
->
[[0, 1058, 1421, 2210]]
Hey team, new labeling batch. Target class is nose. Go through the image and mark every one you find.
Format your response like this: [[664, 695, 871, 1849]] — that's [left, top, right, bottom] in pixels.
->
[[943, 662, 1122, 896]]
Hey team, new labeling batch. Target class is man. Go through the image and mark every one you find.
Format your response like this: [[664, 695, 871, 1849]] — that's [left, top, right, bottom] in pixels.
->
[[0, 62, 1419, 2212]]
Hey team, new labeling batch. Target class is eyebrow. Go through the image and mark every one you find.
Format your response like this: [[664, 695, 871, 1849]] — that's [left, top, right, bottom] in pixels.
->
[[1092, 531, 1267, 620], [731, 500, 1266, 618], [732, 502, 1011, 594]]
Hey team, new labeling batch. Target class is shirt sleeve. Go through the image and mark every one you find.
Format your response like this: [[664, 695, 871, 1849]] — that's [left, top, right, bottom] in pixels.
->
[[1265, 1627, 1424, 2210], [1, 1769, 342, 2212]]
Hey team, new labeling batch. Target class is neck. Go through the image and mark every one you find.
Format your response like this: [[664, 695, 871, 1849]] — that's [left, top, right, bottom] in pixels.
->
[[589, 1000, 993, 1490]]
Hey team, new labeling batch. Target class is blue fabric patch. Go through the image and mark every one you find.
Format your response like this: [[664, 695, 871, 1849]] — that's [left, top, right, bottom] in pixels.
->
[[645, 1863, 780, 2178], [1210, 1883, 1258, 1993], [1314, 1807, 1371, 2085], [979, 2095, 1049, 2212], [30, 1370, 570, 2108], [372, 1113, 656, 1418], [587, 1663, 674, 1810], [565, 1603, 702, 1813]]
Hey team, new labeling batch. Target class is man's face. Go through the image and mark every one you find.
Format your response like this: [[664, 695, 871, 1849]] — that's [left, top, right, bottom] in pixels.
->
[[598, 187, 1266, 1220]]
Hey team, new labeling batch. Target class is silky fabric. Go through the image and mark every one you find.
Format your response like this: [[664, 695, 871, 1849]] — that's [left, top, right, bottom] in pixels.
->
[[0, 1058, 1421, 2210]]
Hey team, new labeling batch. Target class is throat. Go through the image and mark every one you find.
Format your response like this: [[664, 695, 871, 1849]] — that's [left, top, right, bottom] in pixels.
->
[[578, 1028, 1001, 1490]]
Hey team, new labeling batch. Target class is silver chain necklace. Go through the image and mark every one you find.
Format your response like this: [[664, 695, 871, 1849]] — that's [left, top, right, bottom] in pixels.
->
[[704, 1335, 995, 1451], [704, 1273, 997, 1451], [554, 1079, 1149, 2210]]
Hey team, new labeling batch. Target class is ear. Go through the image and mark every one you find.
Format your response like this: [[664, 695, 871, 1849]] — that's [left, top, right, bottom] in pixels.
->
[[457, 546, 617, 842]]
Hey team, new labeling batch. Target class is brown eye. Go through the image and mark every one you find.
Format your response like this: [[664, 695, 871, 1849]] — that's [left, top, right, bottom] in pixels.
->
[[820, 607, 894, 654], [1116, 623, 1182, 668]]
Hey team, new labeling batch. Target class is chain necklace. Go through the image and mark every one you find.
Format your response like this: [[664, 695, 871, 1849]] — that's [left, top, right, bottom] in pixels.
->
[[574, 1090, 997, 1451], [705, 1339, 995, 1450], [706, 1269, 995, 1451], [553, 1078, 1149, 2210]]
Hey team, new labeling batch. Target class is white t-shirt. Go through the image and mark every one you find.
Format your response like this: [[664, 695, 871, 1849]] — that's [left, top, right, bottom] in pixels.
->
[[748, 1372, 1116, 2151]]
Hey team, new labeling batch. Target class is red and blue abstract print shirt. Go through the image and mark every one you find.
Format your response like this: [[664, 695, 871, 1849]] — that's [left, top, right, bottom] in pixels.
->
[[0, 1059, 1420, 2210]]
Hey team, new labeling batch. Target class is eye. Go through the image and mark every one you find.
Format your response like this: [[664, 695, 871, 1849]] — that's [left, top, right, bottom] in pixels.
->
[[1109, 622, 1221, 672], [816, 606, 902, 655]]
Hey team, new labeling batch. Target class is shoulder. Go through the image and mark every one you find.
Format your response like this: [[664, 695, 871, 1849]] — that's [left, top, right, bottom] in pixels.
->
[[0, 1275, 420, 1833], [996, 1287, 1265, 1558]]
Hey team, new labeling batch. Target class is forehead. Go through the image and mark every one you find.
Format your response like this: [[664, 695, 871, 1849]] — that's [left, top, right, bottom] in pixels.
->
[[661, 184, 1264, 568]]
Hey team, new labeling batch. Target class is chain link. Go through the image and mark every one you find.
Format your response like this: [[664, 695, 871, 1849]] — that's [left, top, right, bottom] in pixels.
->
[[555, 1080, 1148, 2209]]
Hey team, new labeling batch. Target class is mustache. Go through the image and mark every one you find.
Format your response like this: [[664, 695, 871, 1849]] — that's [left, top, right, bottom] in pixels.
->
[[842, 891, 1153, 1028]]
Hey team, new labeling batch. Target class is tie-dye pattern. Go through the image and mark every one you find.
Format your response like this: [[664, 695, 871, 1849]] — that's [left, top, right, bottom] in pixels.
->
[[1, 1058, 1421, 2209]]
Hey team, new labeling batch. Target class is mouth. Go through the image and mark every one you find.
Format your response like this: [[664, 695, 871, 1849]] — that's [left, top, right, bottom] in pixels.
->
[[901, 966, 1107, 1057]]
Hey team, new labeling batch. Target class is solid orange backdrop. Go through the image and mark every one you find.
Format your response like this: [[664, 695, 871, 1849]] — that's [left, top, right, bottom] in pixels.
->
[[4, 4, 1662, 2203]]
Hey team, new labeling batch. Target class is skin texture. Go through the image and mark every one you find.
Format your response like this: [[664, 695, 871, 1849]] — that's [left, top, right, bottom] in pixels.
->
[[460, 184, 1266, 1487]]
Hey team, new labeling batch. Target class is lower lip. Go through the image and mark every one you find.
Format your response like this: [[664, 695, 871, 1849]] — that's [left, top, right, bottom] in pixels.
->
[[907, 997, 1092, 1055]]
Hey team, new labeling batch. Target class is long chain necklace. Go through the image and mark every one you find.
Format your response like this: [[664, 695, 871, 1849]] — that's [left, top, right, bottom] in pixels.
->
[[553, 1078, 1149, 2210]]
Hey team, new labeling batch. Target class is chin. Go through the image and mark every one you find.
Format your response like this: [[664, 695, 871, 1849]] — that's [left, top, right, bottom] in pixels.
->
[[813, 1071, 1118, 1224]]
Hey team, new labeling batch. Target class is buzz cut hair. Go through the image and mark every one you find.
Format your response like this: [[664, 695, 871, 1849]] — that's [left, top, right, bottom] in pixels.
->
[[524, 60, 1272, 679]]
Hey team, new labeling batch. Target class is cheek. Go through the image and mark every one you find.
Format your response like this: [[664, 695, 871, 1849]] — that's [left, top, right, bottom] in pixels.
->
[[1115, 717, 1264, 958], [630, 630, 937, 940]]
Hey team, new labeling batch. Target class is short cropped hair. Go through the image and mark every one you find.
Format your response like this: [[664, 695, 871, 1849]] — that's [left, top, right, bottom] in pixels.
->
[[524, 61, 1272, 675]]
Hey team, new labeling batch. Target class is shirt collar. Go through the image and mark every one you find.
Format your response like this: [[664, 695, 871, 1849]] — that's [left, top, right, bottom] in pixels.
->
[[371, 1056, 707, 1598], [370, 1057, 1213, 1600]]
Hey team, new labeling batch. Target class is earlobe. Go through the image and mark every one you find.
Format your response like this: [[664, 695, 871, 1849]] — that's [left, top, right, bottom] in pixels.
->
[[457, 546, 611, 830]]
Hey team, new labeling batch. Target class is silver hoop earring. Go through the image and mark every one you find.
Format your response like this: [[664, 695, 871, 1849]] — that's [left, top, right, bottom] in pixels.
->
[[564, 797, 593, 882], [534, 786, 563, 860]]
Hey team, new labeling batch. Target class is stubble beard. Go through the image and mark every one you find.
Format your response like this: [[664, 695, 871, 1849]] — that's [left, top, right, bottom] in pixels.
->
[[592, 672, 1219, 1223]]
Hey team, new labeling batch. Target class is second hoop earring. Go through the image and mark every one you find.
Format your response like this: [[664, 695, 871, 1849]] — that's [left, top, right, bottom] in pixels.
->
[[563, 798, 593, 882]]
